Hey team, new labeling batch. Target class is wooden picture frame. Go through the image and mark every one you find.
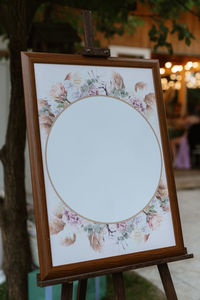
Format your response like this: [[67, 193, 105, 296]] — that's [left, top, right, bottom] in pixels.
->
[[21, 52, 186, 281]]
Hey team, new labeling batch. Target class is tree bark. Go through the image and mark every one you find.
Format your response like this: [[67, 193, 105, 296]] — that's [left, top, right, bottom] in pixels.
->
[[1, 42, 32, 300], [0, 2, 32, 299]]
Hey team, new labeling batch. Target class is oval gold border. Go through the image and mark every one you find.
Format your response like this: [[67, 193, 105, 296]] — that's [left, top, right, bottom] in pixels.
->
[[45, 95, 163, 224]]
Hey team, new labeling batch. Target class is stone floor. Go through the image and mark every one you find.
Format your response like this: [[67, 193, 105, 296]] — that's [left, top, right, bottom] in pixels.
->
[[136, 170, 200, 300], [174, 169, 200, 190]]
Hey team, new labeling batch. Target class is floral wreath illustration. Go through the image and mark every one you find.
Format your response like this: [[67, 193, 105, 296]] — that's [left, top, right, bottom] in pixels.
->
[[38, 70, 170, 252]]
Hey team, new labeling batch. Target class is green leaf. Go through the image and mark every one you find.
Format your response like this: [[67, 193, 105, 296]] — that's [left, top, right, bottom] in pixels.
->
[[185, 37, 191, 45]]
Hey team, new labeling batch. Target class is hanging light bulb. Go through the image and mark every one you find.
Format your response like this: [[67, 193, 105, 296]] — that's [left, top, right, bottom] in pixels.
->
[[168, 81, 175, 87], [185, 61, 193, 70], [171, 65, 179, 73], [177, 75, 182, 81], [185, 71, 192, 82], [175, 82, 181, 90], [193, 62, 199, 68], [170, 74, 176, 80], [178, 65, 183, 72], [195, 73, 200, 79], [165, 62, 172, 68], [160, 68, 165, 75], [161, 78, 168, 84]]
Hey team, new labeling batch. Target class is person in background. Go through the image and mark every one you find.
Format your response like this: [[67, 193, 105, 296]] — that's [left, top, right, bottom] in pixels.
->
[[188, 122, 200, 168], [171, 115, 200, 169]]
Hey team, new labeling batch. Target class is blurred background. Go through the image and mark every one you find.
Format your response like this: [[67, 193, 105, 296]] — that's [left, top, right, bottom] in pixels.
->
[[0, 1, 200, 299]]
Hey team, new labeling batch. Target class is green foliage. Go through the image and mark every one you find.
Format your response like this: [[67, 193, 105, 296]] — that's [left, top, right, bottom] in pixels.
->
[[83, 223, 106, 234], [0, 282, 8, 300], [125, 15, 144, 35], [171, 20, 195, 45], [34, 3, 83, 34], [149, 22, 173, 54], [148, 0, 186, 18], [147, 0, 198, 53], [0, 0, 200, 54]]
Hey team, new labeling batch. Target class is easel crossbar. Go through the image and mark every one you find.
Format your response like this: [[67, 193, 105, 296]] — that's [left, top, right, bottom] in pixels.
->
[[37, 253, 193, 287]]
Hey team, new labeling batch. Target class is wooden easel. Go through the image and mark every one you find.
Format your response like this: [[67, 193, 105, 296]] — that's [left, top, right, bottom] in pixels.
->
[[37, 252, 193, 299], [37, 10, 193, 299]]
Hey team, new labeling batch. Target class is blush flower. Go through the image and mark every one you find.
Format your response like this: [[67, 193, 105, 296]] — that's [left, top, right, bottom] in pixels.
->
[[88, 232, 103, 252], [65, 72, 82, 88], [144, 234, 150, 242], [38, 99, 50, 110], [135, 81, 147, 92], [60, 234, 76, 246], [132, 226, 144, 243], [126, 96, 145, 113], [161, 202, 170, 212], [57, 223, 77, 246], [49, 82, 66, 100], [49, 216, 65, 235], [144, 93, 156, 111], [112, 72, 125, 90], [63, 209, 84, 227], [52, 204, 64, 219], [116, 222, 127, 233], [147, 213, 162, 230], [156, 179, 168, 200], [88, 86, 99, 95], [39, 115, 53, 133]]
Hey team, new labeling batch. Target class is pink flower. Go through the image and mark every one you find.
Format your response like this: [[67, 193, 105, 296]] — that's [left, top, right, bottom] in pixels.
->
[[38, 99, 50, 110], [63, 209, 84, 227], [49, 83, 66, 100], [88, 86, 99, 95], [147, 213, 162, 230], [160, 201, 170, 212], [116, 222, 127, 232], [162, 203, 170, 212], [126, 96, 145, 112]]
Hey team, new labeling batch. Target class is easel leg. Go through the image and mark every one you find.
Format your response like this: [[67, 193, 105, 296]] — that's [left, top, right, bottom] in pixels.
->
[[157, 263, 178, 300], [61, 282, 73, 300], [77, 279, 88, 300], [112, 272, 126, 300]]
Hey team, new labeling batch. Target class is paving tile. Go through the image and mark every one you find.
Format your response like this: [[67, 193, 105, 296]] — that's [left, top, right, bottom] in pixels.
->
[[136, 188, 200, 300]]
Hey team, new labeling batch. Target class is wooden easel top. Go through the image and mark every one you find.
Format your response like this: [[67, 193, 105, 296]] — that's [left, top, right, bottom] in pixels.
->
[[80, 10, 110, 57]]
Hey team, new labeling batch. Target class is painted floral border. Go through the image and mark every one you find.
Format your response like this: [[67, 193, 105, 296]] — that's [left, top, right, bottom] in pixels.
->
[[37, 70, 170, 252]]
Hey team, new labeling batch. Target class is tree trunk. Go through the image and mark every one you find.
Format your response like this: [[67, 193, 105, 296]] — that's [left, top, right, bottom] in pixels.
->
[[0, 40, 32, 300], [0, 2, 32, 299], [3, 54, 31, 295]]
